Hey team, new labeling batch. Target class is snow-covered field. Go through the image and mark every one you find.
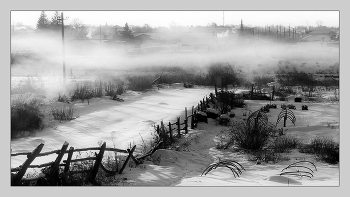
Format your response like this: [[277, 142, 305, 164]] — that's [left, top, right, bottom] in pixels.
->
[[11, 87, 212, 169], [11, 88, 339, 186], [110, 99, 339, 186]]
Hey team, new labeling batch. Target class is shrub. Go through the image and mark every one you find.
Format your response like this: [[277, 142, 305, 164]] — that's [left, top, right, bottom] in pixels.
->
[[70, 82, 94, 102], [11, 97, 44, 139], [57, 94, 70, 103], [215, 129, 234, 149], [217, 114, 230, 126], [103, 80, 125, 97], [230, 110, 276, 151], [50, 103, 75, 121], [308, 136, 339, 164], [126, 74, 154, 91], [272, 135, 301, 153]]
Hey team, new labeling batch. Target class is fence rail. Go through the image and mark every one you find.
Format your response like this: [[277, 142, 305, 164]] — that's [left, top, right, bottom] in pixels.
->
[[11, 141, 139, 186]]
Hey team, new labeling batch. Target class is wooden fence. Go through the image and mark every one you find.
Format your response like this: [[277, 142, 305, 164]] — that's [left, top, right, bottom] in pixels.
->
[[11, 141, 139, 186], [11, 94, 212, 186], [154, 95, 211, 145]]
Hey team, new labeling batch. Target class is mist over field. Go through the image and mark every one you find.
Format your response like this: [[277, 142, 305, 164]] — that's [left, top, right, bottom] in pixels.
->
[[11, 30, 339, 78]]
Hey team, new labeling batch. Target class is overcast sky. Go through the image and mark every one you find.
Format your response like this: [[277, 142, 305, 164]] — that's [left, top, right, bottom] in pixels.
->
[[11, 11, 339, 28]]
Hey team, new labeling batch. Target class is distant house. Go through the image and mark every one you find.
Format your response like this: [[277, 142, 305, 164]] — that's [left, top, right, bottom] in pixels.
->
[[88, 24, 122, 40], [133, 33, 152, 43], [301, 26, 338, 42]]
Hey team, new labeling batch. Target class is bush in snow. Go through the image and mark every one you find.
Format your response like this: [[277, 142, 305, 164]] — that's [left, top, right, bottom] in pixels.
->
[[11, 96, 44, 139], [229, 110, 276, 151], [228, 110, 235, 118], [206, 108, 220, 119], [218, 114, 230, 126], [196, 111, 208, 123]]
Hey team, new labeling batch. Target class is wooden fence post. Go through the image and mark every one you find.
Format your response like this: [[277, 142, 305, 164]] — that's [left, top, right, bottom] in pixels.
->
[[62, 146, 74, 184], [168, 122, 173, 142], [12, 143, 44, 186], [157, 125, 160, 137], [184, 119, 188, 134], [49, 141, 69, 185], [191, 106, 194, 129], [89, 141, 106, 185], [161, 121, 165, 139], [119, 145, 136, 174], [177, 117, 181, 137], [203, 98, 205, 110]]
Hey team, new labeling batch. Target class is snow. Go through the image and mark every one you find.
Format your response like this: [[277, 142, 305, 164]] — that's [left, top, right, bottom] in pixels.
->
[[11, 88, 339, 186], [11, 88, 212, 168]]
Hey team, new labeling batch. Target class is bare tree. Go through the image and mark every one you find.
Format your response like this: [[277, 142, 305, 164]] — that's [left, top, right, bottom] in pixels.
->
[[316, 20, 323, 27]]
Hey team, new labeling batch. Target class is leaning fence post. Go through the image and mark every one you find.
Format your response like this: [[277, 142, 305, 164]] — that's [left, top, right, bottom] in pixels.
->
[[203, 98, 206, 110], [119, 145, 136, 174], [89, 141, 106, 184], [191, 106, 195, 129], [157, 125, 160, 136], [49, 141, 69, 185], [62, 146, 74, 184], [161, 121, 165, 138], [12, 143, 44, 186], [168, 122, 173, 143], [177, 117, 181, 137]]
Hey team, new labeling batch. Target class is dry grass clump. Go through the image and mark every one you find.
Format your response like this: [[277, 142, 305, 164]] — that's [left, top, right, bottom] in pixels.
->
[[50, 103, 75, 122], [302, 136, 339, 164], [272, 135, 301, 153]]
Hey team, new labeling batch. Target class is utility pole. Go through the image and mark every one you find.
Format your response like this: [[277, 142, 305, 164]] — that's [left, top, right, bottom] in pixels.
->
[[58, 12, 68, 85], [223, 11, 224, 26]]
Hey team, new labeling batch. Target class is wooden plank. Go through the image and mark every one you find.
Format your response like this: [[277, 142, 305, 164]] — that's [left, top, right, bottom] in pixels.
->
[[63, 147, 75, 176], [50, 141, 69, 175], [12, 143, 44, 186], [119, 145, 136, 174], [161, 121, 165, 139], [168, 122, 173, 142], [130, 153, 140, 166], [63, 156, 96, 163], [177, 117, 181, 137], [89, 142, 106, 184], [73, 147, 127, 153]]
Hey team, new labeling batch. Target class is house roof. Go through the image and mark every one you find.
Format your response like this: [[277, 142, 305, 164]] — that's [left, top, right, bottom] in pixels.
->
[[310, 30, 336, 34]]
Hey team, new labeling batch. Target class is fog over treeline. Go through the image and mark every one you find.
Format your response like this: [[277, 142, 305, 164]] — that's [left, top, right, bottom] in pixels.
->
[[11, 12, 339, 80]]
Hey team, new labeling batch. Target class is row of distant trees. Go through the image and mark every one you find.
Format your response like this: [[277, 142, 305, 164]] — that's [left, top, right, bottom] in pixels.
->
[[35, 11, 153, 40]]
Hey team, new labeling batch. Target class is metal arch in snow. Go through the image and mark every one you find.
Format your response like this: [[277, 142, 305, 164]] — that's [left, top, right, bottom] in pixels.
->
[[247, 110, 269, 130], [276, 109, 296, 127], [201, 159, 245, 177], [279, 161, 317, 179]]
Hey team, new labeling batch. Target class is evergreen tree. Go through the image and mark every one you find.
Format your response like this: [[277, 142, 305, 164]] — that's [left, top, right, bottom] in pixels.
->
[[121, 23, 133, 40], [49, 11, 61, 31], [36, 11, 50, 30]]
